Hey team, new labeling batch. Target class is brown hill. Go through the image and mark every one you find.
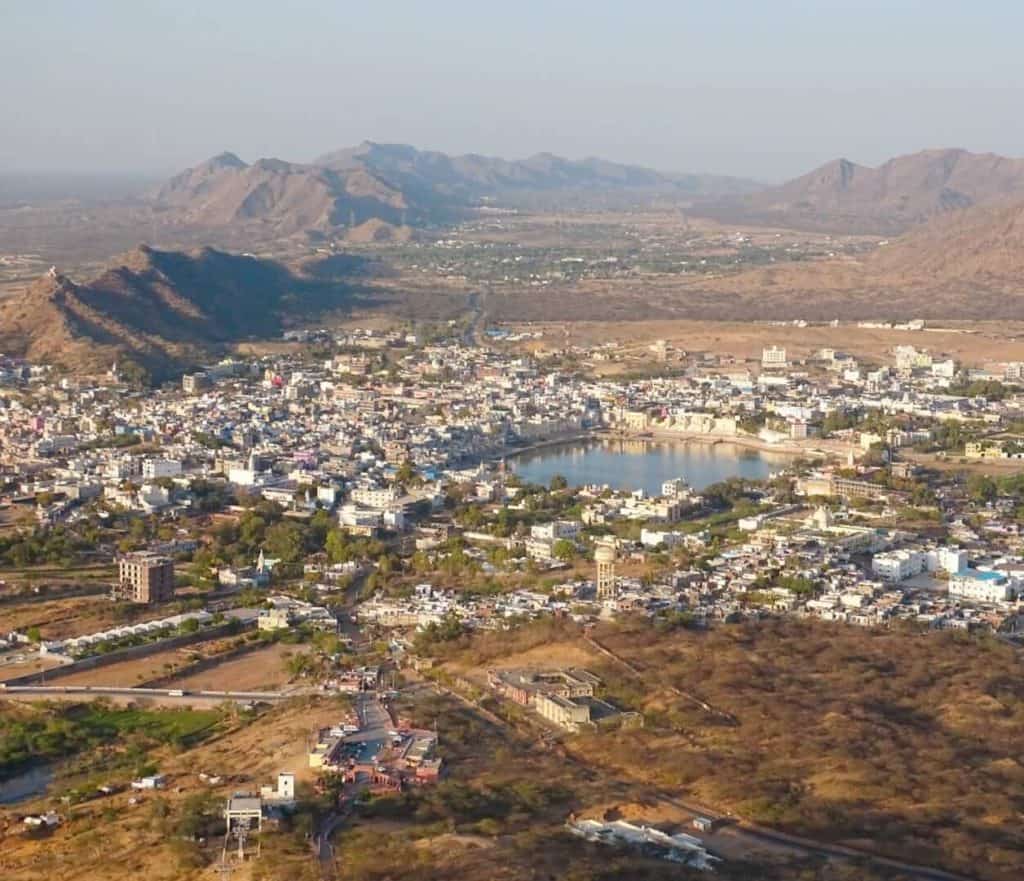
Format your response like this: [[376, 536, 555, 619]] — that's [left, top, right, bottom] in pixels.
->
[[0, 246, 358, 381], [694, 148, 1024, 234], [154, 154, 429, 235], [686, 195, 1024, 319]]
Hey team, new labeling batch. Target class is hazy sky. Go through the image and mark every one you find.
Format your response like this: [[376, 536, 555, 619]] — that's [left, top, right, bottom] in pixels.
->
[[4, 1, 1023, 181]]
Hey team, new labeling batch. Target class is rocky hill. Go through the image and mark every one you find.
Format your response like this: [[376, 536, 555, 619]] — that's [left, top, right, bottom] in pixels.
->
[[0, 246, 357, 381], [693, 148, 1024, 234], [154, 153, 435, 237], [686, 194, 1024, 319]]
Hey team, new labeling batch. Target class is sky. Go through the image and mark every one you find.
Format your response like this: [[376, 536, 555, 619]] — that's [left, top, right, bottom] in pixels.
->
[[3, 1, 1023, 181]]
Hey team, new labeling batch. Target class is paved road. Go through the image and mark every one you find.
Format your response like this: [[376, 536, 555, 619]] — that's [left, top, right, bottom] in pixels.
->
[[0, 684, 290, 706], [312, 693, 394, 878], [462, 291, 485, 347]]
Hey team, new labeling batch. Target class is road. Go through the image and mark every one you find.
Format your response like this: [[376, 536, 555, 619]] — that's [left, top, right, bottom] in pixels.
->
[[314, 808, 348, 878], [0, 684, 291, 707], [461, 291, 485, 347], [312, 692, 393, 878]]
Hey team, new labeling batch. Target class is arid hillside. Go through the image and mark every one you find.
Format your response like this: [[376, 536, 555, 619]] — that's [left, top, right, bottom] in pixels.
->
[[695, 148, 1024, 234], [685, 195, 1024, 319], [154, 153, 431, 237], [0, 246, 361, 381]]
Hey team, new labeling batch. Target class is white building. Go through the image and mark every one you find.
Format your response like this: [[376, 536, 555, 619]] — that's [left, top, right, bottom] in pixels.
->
[[530, 520, 580, 541], [259, 772, 296, 806], [871, 549, 926, 582], [350, 486, 397, 508], [948, 570, 1017, 603], [142, 458, 182, 480], [925, 546, 968, 574], [761, 346, 787, 368], [661, 478, 690, 498]]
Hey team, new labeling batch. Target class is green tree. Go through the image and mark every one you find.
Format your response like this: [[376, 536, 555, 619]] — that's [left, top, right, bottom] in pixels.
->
[[552, 538, 576, 562], [263, 521, 304, 563], [325, 528, 351, 564], [967, 473, 998, 504]]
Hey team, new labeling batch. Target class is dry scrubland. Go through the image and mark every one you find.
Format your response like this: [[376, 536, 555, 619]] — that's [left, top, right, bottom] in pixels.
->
[[434, 617, 1024, 881], [0, 593, 164, 641], [4, 620, 1018, 881], [328, 690, 844, 881]]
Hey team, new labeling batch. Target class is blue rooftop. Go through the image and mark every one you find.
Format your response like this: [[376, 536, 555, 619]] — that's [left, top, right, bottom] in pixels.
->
[[966, 570, 1005, 582]]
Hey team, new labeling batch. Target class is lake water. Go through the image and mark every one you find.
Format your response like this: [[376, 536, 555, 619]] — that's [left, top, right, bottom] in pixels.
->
[[0, 763, 54, 806], [509, 438, 791, 495]]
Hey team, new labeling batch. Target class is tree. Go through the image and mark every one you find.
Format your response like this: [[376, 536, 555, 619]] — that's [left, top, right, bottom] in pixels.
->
[[326, 528, 351, 564], [549, 474, 568, 491], [552, 538, 576, 562], [308, 508, 333, 550], [967, 473, 997, 504], [263, 521, 304, 563], [395, 459, 416, 486]]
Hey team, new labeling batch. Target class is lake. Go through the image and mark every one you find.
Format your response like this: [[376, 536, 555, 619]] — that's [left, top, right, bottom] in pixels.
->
[[0, 763, 54, 806], [509, 437, 791, 495]]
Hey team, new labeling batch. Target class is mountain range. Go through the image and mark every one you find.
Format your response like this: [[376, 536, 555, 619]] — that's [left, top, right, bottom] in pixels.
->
[[151, 141, 760, 239], [154, 143, 1024, 239], [691, 148, 1024, 234], [8, 142, 1024, 381]]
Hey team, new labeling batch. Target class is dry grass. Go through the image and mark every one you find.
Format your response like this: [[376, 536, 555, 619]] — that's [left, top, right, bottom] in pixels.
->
[[167, 643, 294, 692]]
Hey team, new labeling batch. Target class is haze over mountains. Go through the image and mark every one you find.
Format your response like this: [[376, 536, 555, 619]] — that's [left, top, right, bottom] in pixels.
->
[[692, 148, 1024, 235]]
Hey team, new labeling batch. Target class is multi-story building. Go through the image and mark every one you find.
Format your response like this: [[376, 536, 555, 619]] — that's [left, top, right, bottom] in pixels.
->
[[113, 552, 175, 604], [948, 570, 1017, 603], [761, 346, 787, 368], [182, 372, 210, 395], [871, 549, 925, 582], [350, 486, 397, 508], [142, 458, 182, 480]]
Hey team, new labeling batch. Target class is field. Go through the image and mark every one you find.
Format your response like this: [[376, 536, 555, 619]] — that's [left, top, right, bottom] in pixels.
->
[[20, 638, 295, 691], [166, 642, 295, 691]]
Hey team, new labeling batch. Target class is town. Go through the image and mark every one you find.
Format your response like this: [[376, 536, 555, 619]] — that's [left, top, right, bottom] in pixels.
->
[[1, 322, 1023, 880]]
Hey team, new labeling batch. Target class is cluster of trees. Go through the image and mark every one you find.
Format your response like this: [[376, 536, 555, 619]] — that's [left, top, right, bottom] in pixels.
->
[[0, 523, 105, 567], [361, 779, 570, 833], [413, 610, 467, 654], [0, 704, 220, 779], [191, 502, 389, 584], [947, 378, 1011, 400], [965, 471, 1024, 522]]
